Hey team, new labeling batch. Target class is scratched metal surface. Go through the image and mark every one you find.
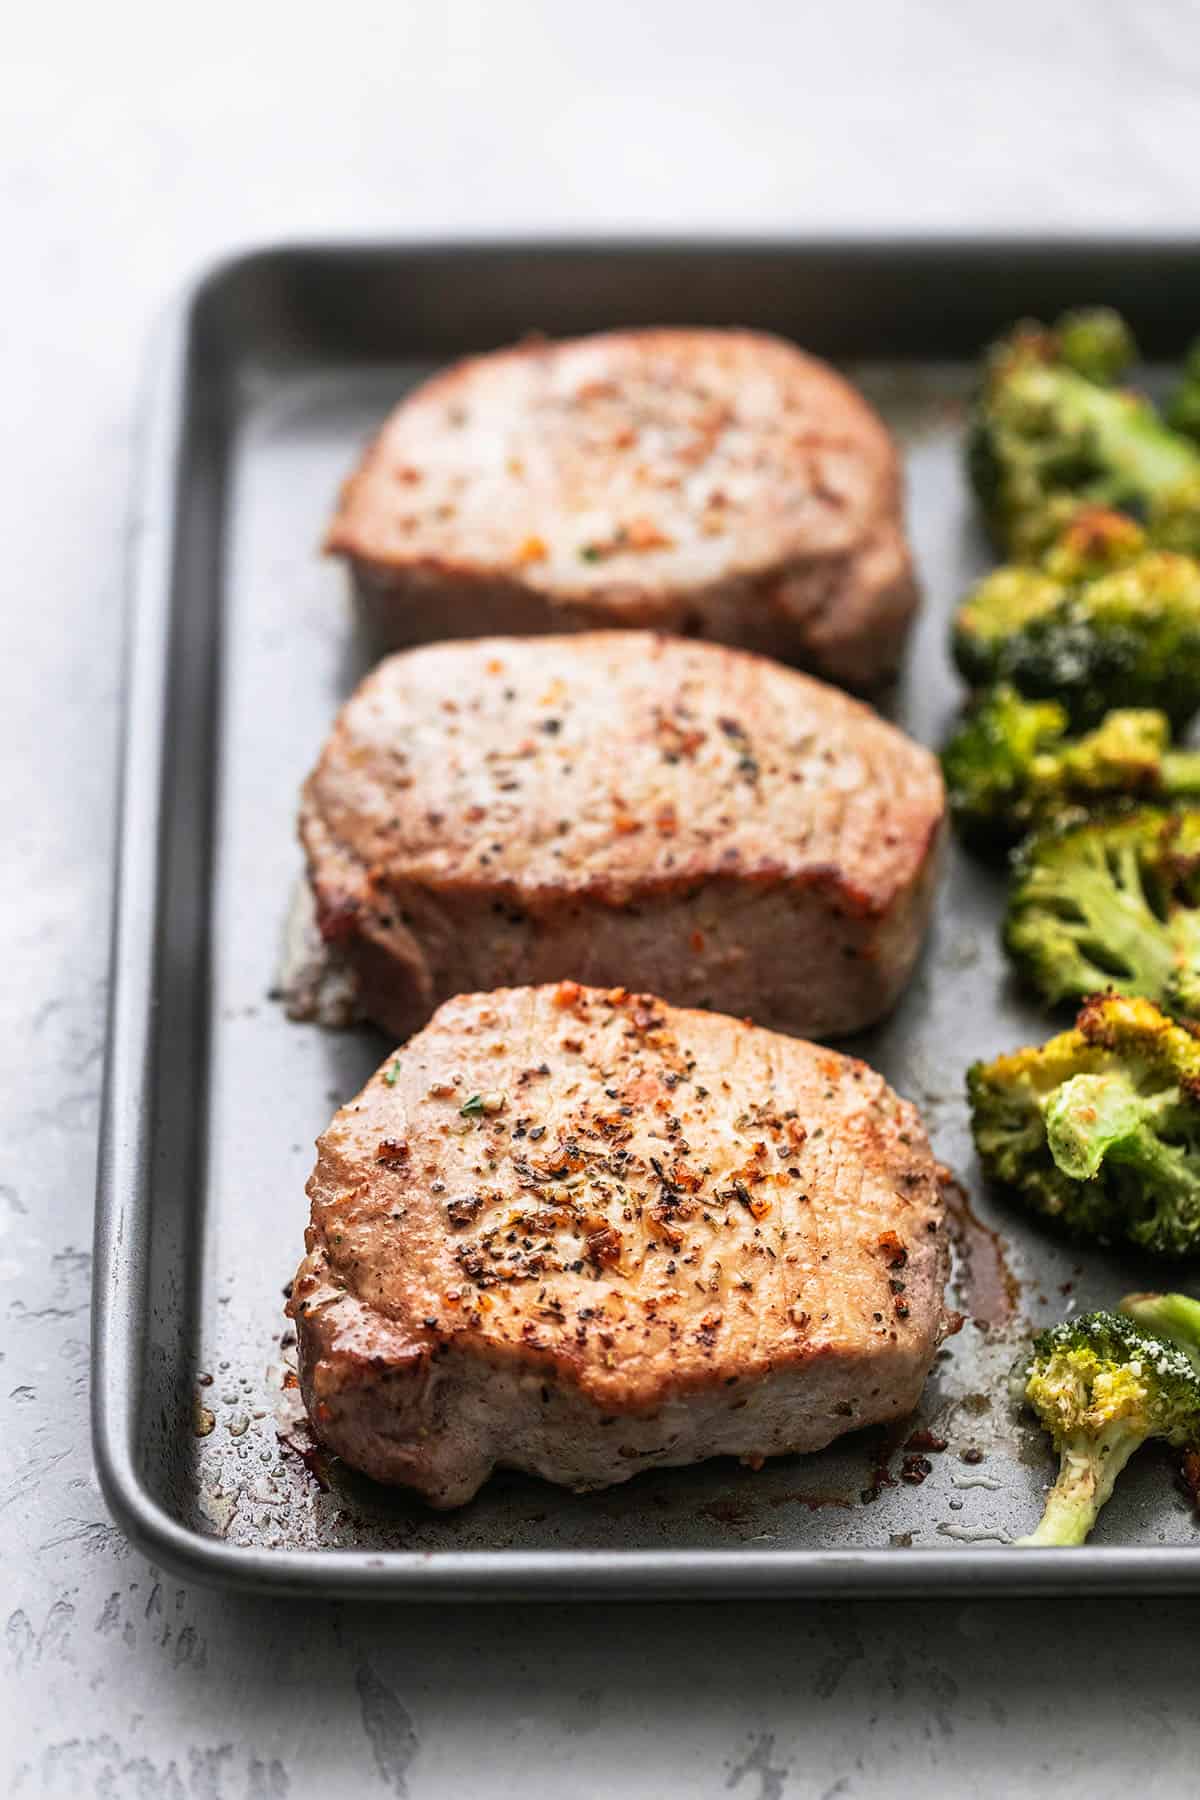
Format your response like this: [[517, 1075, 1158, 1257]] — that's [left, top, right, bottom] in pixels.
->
[[131, 343, 1198, 1572]]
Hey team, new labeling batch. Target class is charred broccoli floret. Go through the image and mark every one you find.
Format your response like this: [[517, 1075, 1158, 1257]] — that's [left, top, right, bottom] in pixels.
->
[[1037, 503, 1150, 582], [942, 685, 1200, 849], [968, 309, 1200, 558], [952, 514, 1200, 729], [1014, 1307, 1200, 1546], [967, 993, 1200, 1255], [1004, 808, 1200, 1017]]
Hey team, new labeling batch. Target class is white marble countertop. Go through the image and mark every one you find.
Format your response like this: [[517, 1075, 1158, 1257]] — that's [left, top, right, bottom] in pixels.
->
[[4, 2, 1199, 1792]]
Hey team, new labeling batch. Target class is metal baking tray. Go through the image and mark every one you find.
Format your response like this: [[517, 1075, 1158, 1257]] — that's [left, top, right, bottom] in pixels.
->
[[94, 239, 1200, 1597]]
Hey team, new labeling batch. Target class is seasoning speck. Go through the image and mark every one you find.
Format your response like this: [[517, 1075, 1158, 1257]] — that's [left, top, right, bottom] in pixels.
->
[[460, 1091, 506, 1117]]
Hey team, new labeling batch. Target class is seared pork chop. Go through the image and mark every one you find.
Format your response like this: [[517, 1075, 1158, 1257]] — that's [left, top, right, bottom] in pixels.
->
[[326, 328, 918, 688], [297, 632, 945, 1043], [289, 984, 949, 1506]]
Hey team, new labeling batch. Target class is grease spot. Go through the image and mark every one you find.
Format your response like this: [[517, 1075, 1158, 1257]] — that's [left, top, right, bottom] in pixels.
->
[[811, 1610, 864, 1699], [247, 1757, 291, 1798], [173, 1623, 207, 1670], [356, 1660, 418, 1795], [941, 1171, 1020, 1327], [726, 1732, 788, 1800], [39, 1598, 75, 1661], [6, 1608, 34, 1669]]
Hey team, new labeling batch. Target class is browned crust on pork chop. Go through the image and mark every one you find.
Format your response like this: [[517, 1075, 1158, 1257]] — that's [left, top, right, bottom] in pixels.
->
[[326, 328, 918, 688], [289, 984, 949, 1505], [297, 632, 945, 1043]]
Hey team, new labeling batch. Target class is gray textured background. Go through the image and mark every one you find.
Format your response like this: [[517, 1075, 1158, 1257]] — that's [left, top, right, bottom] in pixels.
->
[[4, 2, 1199, 1793]]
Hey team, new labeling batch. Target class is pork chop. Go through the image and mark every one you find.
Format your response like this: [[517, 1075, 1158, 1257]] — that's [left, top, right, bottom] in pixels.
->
[[289, 984, 949, 1505], [326, 328, 918, 688], [296, 632, 945, 1043]]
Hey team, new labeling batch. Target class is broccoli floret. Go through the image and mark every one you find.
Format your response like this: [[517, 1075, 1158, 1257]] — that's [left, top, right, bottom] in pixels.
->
[[1150, 476, 1200, 558], [1004, 808, 1200, 1017], [1120, 1290, 1200, 1372], [1165, 340, 1200, 446], [941, 685, 1200, 849], [967, 992, 1200, 1255], [952, 523, 1200, 729], [952, 566, 1070, 690], [1015, 1308, 1200, 1545], [968, 309, 1200, 559], [1053, 308, 1140, 386], [1039, 503, 1150, 582]]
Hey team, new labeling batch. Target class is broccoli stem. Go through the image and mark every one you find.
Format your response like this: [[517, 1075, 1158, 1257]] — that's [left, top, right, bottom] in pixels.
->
[[1043, 1073, 1156, 1180], [1017, 1425, 1145, 1546], [1001, 368, 1200, 524], [1060, 376, 1200, 500], [1043, 1075, 1200, 1223]]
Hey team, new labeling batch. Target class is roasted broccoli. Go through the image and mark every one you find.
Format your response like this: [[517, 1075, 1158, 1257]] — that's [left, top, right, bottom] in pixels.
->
[[951, 517, 1200, 729], [1051, 308, 1139, 386], [1120, 1290, 1200, 1370], [967, 308, 1200, 558], [1146, 475, 1200, 558], [1004, 807, 1200, 1017], [942, 684, 1200, 849], [1014, 1307, 1200, 1546], [967, 992, 1200, 1255], [1166, 340, 1200, 446]]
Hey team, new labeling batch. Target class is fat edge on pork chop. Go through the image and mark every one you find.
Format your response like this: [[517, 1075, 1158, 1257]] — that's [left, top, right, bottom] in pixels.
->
[[325, 328, 919, 689], [296, 632, 946, 1044], [289, 983, 950, 1507]]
